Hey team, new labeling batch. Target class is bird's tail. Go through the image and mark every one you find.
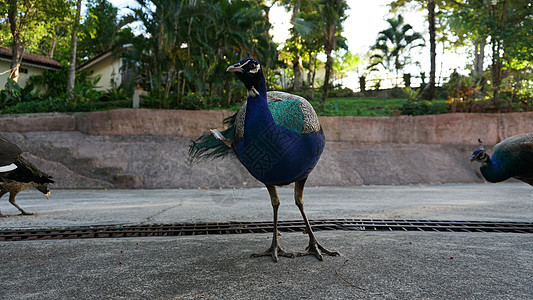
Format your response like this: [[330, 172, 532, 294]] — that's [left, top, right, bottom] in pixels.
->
[[188, 112, 237, 163]]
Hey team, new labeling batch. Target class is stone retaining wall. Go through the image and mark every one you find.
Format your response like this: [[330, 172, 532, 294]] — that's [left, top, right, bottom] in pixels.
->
[[2, 109, 532, 144], [1, 109, 531, 188]]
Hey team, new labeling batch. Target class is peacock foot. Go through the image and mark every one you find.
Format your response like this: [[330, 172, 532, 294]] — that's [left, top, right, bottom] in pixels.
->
[[20, 211, 34, 216], [297, 241, 340, 261], [251, 243, 295, 262]]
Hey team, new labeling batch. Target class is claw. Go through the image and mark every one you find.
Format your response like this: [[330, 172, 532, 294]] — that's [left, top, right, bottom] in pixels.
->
[[251, 244, 295, 262], [297, 241, 340, 260]]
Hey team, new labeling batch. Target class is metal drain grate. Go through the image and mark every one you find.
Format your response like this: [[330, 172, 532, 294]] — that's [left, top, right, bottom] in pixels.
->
[[1, 219, 532, 241]]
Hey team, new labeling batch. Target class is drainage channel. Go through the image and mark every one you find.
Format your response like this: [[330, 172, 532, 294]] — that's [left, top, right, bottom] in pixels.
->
[[1, 219, 533, 241]]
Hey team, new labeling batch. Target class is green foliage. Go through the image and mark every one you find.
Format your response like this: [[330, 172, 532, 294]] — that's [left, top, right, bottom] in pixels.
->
[[28, 67, 103, 102], [140, 92, 228, 111], [28, 67, 68, 98], [122, 0, 279, 103], [401, 87, 420, 101], [444, 0, 532, 101], [78, 0, 120, 61], [99, 87, 132, 102], [401, 100, 449, 116], [179, 93, 206, 110], [0, 0, 73, 64], [335, 50, 360, 75], [327, 87, 356, 98], [1, 70, 130, 114], [368, 14, 425, 76], [0, 78, 35, 110], [1, 98, 131, 114], [69, 74, 103, 103], [309, 96, 448, 117], [445, 71, 479, 100], [138, 94, 174, 110]]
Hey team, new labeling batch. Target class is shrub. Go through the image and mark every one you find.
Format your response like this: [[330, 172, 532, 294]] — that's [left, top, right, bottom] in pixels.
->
[[401, 100, 449, 116], [0, 79, 35, 110], [327, 87, 356, 98], [401, 87, 419, 101], [179, 93, 205, 110], [0, 98, 131, 114]]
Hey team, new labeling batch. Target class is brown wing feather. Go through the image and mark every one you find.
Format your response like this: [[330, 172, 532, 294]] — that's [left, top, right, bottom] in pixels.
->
[[4, 155, 54, 184]]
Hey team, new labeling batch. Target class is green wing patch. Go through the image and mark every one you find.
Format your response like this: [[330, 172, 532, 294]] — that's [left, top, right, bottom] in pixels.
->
[[268, 99, 305, 133]]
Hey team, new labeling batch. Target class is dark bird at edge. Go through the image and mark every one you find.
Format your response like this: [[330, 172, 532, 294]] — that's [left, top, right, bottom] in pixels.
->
[[0, 134, 54, 216], [471, 134, 533, 186], [190, 58, 339, 262]]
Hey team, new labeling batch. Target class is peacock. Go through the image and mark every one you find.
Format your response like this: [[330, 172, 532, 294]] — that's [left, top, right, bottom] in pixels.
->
[[189, 58, 339, 261], [0, 134, 54, 216], [471, 134, 533, 186]]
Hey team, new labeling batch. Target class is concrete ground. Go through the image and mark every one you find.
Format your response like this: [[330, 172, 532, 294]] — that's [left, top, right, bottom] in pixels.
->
[[0, 183, 532, 299]]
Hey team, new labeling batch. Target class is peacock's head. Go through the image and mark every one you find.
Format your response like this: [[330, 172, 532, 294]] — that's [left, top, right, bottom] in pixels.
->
[[226, 58, 264, 96], [471, 139, 488, 162], [35, 184, 51, 200], [470, 149, 488, 162]]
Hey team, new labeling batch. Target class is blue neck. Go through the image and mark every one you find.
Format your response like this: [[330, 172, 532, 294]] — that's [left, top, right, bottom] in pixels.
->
[[243, 78, 275, 139], [480, 156, 510, 182]]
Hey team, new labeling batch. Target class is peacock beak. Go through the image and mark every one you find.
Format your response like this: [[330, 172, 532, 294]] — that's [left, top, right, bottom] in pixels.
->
[[226, 63, 243, 73], [45, 191, 50, 200]]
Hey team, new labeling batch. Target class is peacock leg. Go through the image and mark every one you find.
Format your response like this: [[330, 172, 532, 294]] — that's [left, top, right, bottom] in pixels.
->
[[9, 193, 33, 215], [0, 191, 6, 217], [294, 179, 340, 260], [251, 185, 295, 262]]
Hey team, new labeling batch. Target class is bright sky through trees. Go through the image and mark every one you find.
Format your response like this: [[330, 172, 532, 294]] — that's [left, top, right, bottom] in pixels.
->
[[108, 0, 470, 90]]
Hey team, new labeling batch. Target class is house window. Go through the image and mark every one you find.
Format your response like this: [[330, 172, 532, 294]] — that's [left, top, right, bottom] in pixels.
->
[[19, 67, 28, 74]]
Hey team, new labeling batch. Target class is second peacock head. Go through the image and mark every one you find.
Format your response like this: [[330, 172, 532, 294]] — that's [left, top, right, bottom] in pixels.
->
[[471, 138, 488, 162], [471, 149, 488, 162]]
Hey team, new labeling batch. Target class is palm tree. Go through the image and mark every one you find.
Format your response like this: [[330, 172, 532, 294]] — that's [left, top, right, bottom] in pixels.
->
[[282, 0, 322, 95], [124, 0, 277, 106], [318, 0, 348, 112], [417, 0, 435, 100], [368, 14, 424, 87], [67, 0, 83, 97]]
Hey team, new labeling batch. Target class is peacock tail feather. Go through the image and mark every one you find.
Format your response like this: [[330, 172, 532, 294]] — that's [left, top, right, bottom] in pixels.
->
[[188, 112, 237, 163]]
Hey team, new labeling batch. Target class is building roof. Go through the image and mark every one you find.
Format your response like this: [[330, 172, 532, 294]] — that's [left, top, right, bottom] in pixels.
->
[[0, 47, 62, 70], [78, 44, 133, 71]]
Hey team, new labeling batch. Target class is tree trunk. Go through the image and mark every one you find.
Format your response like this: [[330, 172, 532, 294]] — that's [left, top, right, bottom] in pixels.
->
[[473, 38, 485, 86], [290, 3, 303, 93], [319, 49, 334, 112], [309, 53, 317, 100], [293, 55, 303, 92], [67, 0, 83, 96], [319, 21, 336, 111], [418, 0, 436, 100], [491, 38, 503, 102], [8, 0, 21, 83], [48, 37, 57, 58]]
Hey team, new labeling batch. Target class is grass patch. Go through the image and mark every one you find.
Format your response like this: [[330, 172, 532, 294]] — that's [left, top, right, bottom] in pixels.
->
[[312, 97, 448, 117], [0, 95, 449, 117], [221, 97, 449, 116]]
